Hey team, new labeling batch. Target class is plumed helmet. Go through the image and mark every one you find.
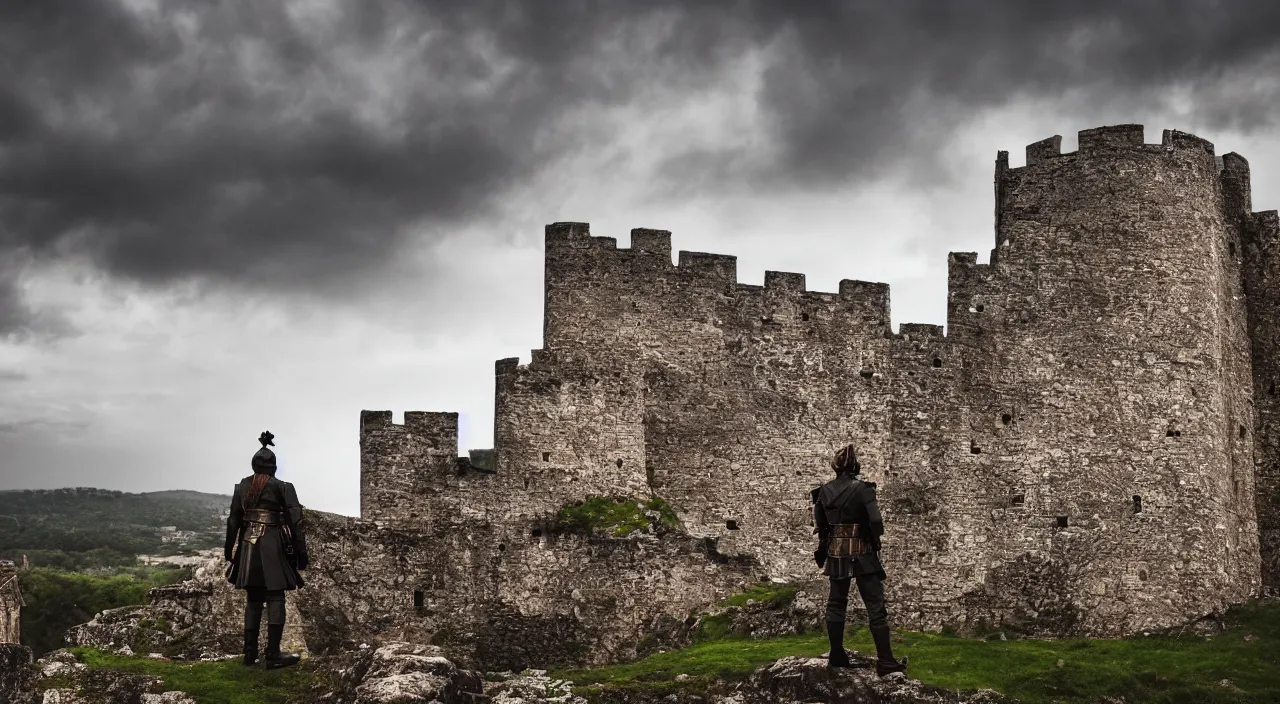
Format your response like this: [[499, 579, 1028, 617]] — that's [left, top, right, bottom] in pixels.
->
[[831, 445, 861, 474], [251, 447, 277, 474], [259, 430, 275, 447]]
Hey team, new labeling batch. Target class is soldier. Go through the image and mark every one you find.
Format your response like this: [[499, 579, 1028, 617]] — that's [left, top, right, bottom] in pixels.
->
[[224, 431, 308, 669], [811, 444, 907, 676]]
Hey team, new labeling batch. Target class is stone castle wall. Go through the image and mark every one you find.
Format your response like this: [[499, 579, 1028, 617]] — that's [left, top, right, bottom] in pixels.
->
[[357, 125, 1274, 651], [295, 508, 760, 670]]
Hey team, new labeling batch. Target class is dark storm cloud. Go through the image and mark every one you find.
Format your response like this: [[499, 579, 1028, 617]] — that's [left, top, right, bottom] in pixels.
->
[[0, 0, 1277, 309]]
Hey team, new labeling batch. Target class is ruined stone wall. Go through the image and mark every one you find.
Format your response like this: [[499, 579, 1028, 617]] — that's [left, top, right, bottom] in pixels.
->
[[0, 569, 21, 644], [296, 509, 759, 671], [360, 123, 1269, 643]]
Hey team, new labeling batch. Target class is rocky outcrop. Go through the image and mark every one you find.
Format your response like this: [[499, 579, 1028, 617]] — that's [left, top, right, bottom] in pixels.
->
[[12, 649, 199, 704], [65, 556, 306, 660], [487, 657, 1014, 704], [328, 642, 488, 704], [0, 644, 40, 704], [4, 642, 488, 704]]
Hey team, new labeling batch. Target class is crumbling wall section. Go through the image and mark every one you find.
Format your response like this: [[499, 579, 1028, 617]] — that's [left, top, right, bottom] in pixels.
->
[[295, 510, 759, 671]]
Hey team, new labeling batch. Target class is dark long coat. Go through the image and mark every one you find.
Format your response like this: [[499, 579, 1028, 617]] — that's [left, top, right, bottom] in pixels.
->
[[224, 474, 308, 591], [813, 473, 886, 580]]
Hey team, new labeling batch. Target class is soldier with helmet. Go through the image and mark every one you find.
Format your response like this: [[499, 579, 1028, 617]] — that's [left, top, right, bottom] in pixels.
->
[[811, 444, 907, 676], [224, 431, 308, 669]]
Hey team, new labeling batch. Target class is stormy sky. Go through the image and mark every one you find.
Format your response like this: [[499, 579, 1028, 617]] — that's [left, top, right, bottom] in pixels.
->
[[1, 0, 1278, 516]]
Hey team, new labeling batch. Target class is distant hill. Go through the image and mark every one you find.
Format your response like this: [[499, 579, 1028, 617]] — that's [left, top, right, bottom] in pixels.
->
[[0, 487, 231, 570]]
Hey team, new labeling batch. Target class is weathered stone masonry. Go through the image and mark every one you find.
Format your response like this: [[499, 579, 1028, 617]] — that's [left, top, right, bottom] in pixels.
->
[[346, 125, 1276, 663]]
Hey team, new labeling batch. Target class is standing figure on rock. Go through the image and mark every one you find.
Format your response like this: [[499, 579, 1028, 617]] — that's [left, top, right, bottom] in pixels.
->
[[225, 430, 308, 669], [811, 445, 907, 677]]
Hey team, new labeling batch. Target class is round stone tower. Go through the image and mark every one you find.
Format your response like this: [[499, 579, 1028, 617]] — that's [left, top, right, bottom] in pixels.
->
[[942, 125, 1260, 635]]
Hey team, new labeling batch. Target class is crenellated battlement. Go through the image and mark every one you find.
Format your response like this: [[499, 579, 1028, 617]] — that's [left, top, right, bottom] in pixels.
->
[[359, 409, 458, 440], [1010, 125, 1222, 171]]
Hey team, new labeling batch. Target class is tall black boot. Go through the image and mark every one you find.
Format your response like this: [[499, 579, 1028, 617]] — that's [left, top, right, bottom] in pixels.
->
[[242, 628, 259, 666], [263, 624, 300, 670], [826, 621, 853, 668], [243, 601, 263, 667], [870, 625, 907, 677]]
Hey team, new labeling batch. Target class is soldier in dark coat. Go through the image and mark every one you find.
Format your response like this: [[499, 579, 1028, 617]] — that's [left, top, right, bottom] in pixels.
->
[[224, 431, 308, 669], [811, 445, 907, 676]]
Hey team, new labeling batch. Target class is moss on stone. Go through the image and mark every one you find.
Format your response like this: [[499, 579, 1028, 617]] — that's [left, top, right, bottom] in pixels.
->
[[67, 647, 333, 704], [716, 582, 798, 609], [555, 495, 682, 537]]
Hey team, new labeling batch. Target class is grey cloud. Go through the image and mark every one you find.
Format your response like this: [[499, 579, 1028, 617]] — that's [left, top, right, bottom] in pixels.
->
[[0, 0, 1277, 302]]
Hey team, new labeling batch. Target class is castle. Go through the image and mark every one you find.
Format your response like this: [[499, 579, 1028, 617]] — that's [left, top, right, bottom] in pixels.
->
[[318, 125, 1278, 668]]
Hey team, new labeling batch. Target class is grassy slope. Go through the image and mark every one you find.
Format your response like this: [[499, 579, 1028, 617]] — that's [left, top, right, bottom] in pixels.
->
[[64, 648, 330, 704], [553, 597, 1280, 704], [52, 596, 1279, 703]]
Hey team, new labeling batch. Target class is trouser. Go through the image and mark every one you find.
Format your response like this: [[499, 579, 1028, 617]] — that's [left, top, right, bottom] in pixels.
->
[[826, 574, 888, 628], [245, 588, 287, 628]]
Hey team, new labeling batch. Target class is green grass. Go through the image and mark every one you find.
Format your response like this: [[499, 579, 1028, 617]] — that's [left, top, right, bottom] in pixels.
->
[[553, 599, 1280, 703], [716, 582, 799, 609], [555, 495, 683, 537], [66, 647, 331, 704], [553, 633, 830, 695]]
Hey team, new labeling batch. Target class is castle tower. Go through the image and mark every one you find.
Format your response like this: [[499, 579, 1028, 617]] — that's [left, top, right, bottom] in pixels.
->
[[941, 126, 1261, 633], [1231, 154, 1280, 591], [359, 410, 462, 525]]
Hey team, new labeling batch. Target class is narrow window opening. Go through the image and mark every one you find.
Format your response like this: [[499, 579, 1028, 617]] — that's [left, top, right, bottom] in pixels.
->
[[531, 528, 542, 538], [859, 369, 874, 379], [1235, 479, 1241, 494], [970, 443, 982, 455], [1138, 569, 1148, 581], [1239, 425, 1247, 439], [1175, 430, 1181, 437], [726, 520, 739, 530], [413, 590, 424, 608], [1166, 429, 1176, 438], [976, 304, 985, 312], [498, 543, 506, 552], [1001, 413, 1012, 425], [1056, 516, 1069, 528], [802, 312, 810, 321], [1229, 242, 1236, 257], [542, 452, 550, 462], [768, 379, 777, 389], [1270, 381, 1276, 395], [1011, 494, 1025, 506], [933, 357, 943, 368], [523, 477, 530, 490], [615, 458, 624, 468], [1132, 495, 1142, 513]]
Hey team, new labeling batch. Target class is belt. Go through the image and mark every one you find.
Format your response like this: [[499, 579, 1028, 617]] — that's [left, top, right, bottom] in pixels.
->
[[243, 509, 284, 525], [827, 523, 872, 558]]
